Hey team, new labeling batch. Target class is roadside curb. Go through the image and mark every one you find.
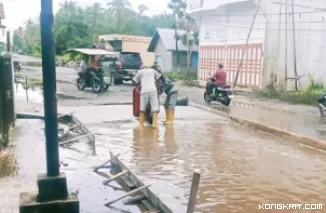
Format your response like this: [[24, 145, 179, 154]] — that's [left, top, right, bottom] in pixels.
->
[[189, 101, 326, 151], [56, 79, 75, 84], [178, 83, 317, 118]]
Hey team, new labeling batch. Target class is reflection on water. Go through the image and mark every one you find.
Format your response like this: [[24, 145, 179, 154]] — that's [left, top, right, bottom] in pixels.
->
[[80, 105, 326, 213], [4, 105, 325, 213], [15, 83, 43, 103]]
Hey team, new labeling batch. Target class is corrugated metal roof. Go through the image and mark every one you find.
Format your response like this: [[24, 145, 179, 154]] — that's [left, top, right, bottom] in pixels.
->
[[153, 28, 199, 52], [64, 48, 118, 55]]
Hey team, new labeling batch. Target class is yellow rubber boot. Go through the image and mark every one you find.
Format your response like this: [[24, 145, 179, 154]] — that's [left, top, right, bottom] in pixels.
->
[[151, 112, 159, 129], [163, 109, 174, 125], [162, 108, 169, 123], [139, 112, 145, 127]]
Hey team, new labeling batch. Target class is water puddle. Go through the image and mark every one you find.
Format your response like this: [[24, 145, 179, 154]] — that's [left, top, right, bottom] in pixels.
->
[[65, 105, 326, 213], [14, 83, 43, 104], [2, 105, 326, 213]]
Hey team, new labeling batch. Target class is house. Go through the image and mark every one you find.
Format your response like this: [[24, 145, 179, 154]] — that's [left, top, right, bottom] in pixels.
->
[[90, 42, 114, 51], [188, 0, 265, 88], [261, 0, 326, 90], [98, 34, 155, 66], [147, 28, 199, 72], [190, 0, 326, 90]]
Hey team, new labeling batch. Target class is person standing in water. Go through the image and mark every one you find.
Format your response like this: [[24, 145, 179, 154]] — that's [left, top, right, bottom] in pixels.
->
[[133, 64, 162, 128], [153, 66, 178, 125]]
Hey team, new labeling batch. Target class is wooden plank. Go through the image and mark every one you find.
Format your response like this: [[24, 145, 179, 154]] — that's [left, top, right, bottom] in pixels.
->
[[103, 170, 128, 185], [109, 151, 174, 213], [186, 171, 201, 213], [59, 133, 95, 145], [122, 195, 146, 205], [93, 153, 120, 171], [105, 184, 151, 206]]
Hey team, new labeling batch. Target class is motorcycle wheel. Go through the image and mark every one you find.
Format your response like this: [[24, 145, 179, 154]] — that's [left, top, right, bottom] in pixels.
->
[[222, 97, 231, 106], [102, 84, 110, 91], [204, 92, 212, 103], [77, 78, 85, 90], [147, 115, 153, 125], [92, 80, 101, 93]]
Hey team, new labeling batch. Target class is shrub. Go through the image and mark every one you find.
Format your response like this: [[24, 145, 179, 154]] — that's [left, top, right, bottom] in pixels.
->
[[257, 74, 324, 106], [165, 71, 185, 81]]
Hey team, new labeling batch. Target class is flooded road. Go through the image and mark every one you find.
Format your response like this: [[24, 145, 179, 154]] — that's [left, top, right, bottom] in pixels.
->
[[177, 84, 326, 141], [58, 105, 326, 213], [0, 119, 142, 213]]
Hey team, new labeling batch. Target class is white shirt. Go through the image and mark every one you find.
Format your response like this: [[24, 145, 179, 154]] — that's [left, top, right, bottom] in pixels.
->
[[133, 68, 161, 94]]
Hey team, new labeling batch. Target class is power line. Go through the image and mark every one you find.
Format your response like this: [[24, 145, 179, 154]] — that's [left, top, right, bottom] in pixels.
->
[[202, 23, 326, 32], [199, 9, 326, 16], [202, 20, 326, 24]]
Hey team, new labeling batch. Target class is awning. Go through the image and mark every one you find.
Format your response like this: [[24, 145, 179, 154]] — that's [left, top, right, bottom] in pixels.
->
[[64, 48, 119, 55]]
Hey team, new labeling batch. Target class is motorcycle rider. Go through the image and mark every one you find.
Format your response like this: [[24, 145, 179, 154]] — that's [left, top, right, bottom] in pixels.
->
[[207, 63, 227, 97], [133, 63, 162, 128], [86, 55, 99, 82], [152, 65, 178, 125]]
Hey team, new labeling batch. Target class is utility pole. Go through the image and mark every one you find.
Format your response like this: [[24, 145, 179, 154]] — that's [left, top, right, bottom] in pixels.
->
[[19, 0, 79, 211], [232, 0, 261, 89], [284, 0, 288, 89], [174, 20, 180, 71], [290, 0, 298, 91], [40, 0, 60, 177]]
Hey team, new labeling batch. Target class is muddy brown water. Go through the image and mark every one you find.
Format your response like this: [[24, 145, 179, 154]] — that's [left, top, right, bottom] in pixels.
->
[[59, 105, 326, 212], [1, 105, 326, 213]]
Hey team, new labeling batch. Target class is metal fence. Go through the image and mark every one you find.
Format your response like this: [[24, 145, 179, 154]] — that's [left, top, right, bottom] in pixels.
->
[[0, 54, 15, 147]]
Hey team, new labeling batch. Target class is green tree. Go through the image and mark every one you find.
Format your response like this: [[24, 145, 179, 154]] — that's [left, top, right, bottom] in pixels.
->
[[167, 0, 186, 70], [12, 0, 176, 57]]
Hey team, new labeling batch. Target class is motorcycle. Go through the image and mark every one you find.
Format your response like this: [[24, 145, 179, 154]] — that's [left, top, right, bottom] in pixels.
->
[[204, 78, 233, 106], [317, 91, 326, 116], [13, 61, 21, 72], [76, 68, 111, 93]]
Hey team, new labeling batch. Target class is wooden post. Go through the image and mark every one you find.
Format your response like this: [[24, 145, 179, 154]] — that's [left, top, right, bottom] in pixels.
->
[[186, 171, 201, 213]]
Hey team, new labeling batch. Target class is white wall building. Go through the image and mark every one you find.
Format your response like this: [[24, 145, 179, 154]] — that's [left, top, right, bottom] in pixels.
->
[[189, 0, 326, 90], [262, 0, 326, 90], [189, 0, 266, 88]]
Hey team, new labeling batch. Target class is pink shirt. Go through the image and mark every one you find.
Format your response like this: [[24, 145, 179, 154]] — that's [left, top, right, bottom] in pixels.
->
[[212, 68, 227, 86]]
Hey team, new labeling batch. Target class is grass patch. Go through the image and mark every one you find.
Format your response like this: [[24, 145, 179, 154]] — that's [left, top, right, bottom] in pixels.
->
[[165, 71, 199, 86], [25, 62, 42, 67], [28, 78, 43, 86], [165, 71, 185, 81], [257, 74, 324, 106]]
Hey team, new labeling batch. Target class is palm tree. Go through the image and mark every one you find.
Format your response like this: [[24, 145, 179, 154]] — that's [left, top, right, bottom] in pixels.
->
[[87, 3, 103, 40], [107, 0, 131, 26], [137, 4, 148, 16]]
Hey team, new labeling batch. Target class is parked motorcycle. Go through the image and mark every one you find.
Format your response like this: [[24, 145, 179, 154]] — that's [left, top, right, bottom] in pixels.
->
[[317, 92, 326, 116], [204, 78, 233, 106], [76, 68, 111, 93]]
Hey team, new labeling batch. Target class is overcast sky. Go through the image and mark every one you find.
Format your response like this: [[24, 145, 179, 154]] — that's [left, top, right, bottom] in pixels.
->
[[1, 0, 169, 31]]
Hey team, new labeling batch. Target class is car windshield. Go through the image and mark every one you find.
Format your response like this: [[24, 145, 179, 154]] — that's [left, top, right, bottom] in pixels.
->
[[120, 52, 141, 62]]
